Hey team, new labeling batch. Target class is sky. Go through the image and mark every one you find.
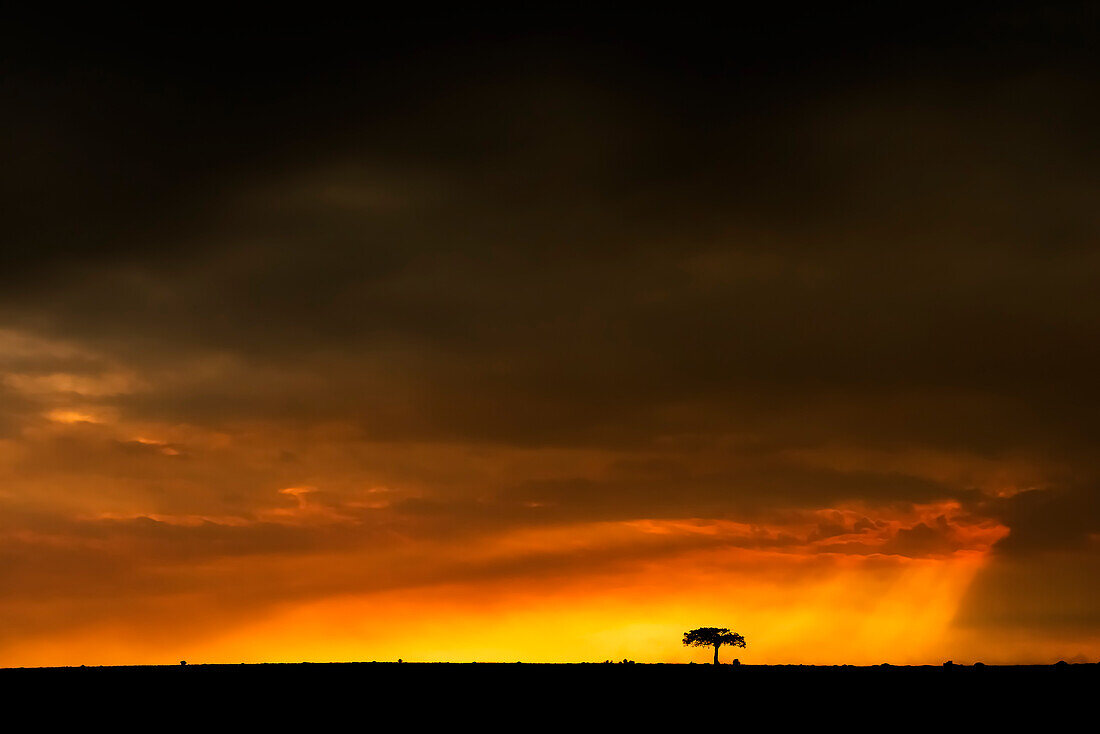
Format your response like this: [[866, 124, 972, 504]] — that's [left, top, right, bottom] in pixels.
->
[[2, 7, 1100, 666]]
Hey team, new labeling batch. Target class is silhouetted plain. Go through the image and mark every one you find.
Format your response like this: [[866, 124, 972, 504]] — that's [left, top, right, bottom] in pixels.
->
[[2, 659, 1094, 726]]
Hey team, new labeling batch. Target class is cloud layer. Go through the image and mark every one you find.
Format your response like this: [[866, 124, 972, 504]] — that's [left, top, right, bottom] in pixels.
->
[[2, 9, 1100, 664]]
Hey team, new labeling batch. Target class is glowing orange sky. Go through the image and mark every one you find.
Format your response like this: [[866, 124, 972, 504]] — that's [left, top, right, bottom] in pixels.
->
[[1, 325, 1098, 666]]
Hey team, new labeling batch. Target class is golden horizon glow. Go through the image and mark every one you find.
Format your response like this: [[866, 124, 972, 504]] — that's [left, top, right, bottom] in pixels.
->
[[11, 538, 1085, 669]]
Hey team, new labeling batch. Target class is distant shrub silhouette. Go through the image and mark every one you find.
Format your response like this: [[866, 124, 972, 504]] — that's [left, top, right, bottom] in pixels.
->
[[682, 627, 746, 665]]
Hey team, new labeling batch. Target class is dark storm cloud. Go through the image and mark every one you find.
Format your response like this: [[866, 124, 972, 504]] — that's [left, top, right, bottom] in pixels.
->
[[951, 485, 1100, 633], [4, 6, 1100, 648], [493, 468, 963, 521]]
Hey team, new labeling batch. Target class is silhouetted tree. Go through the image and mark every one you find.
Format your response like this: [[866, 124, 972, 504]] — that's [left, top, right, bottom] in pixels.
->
[[683, 627, 746, 665]]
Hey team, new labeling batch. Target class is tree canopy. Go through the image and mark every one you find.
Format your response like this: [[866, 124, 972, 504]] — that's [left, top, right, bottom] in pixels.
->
[[683, 627, 746, 649]]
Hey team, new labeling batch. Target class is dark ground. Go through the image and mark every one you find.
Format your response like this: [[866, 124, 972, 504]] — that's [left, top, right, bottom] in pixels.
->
[[2, 662, 1093, 724]]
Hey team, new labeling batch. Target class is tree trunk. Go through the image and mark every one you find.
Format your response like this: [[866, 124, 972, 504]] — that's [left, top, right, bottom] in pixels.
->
[[713, 643, 721, 665]]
